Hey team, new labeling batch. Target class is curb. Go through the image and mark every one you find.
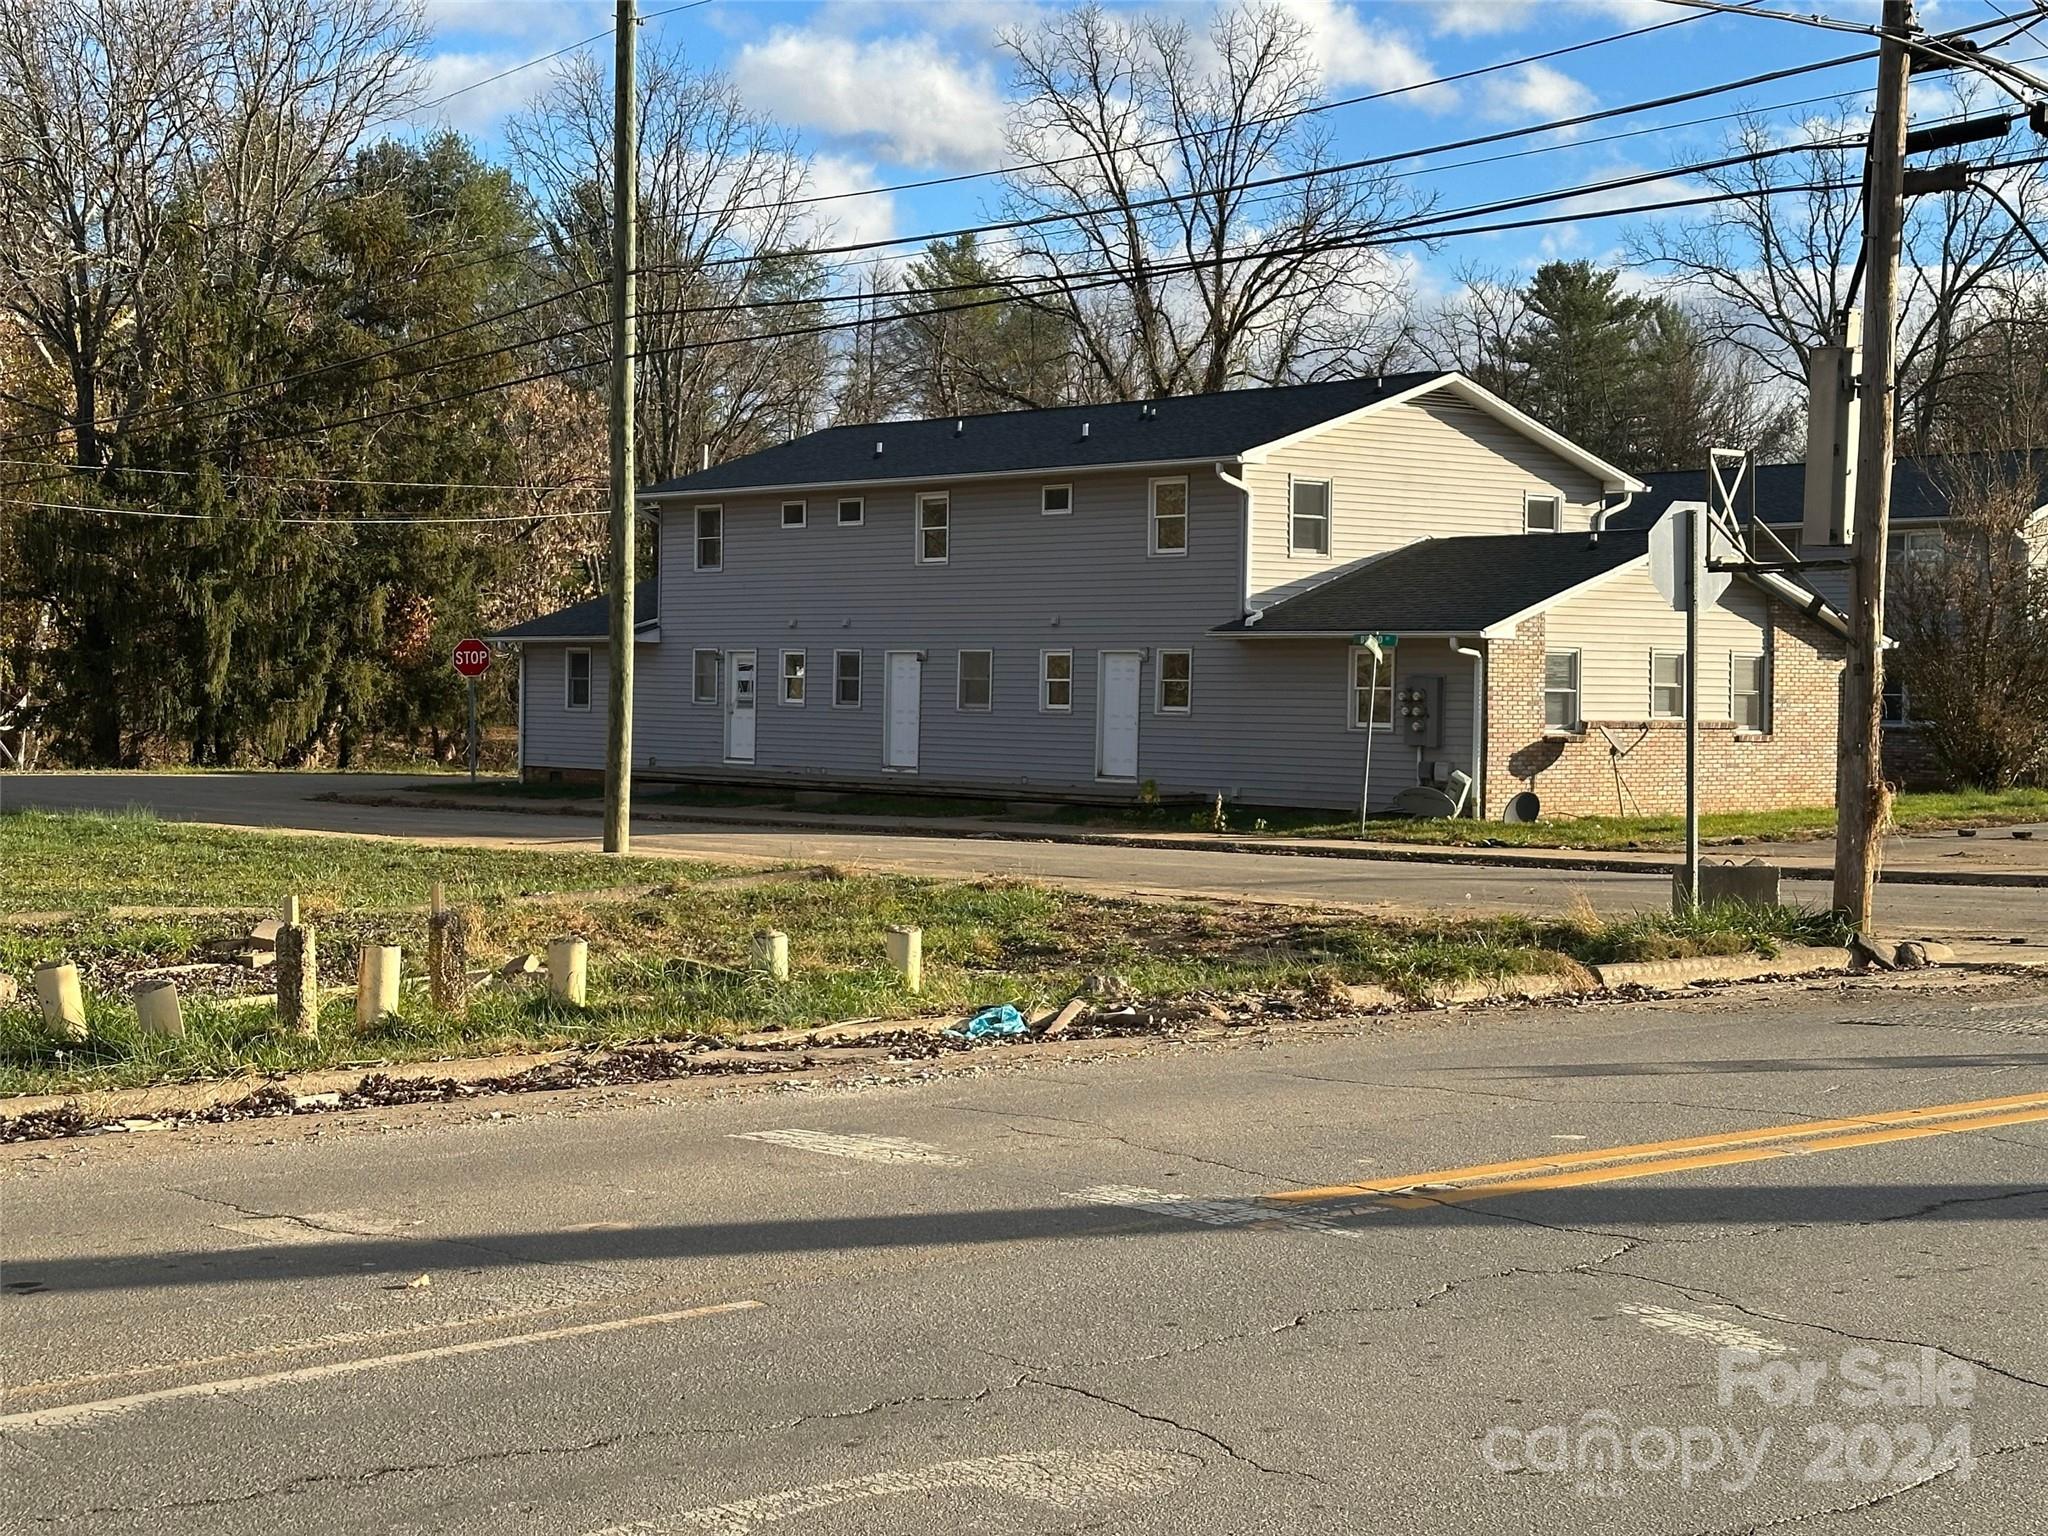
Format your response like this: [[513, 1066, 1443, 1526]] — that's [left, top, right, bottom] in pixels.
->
[[314, 792, 2048, 890], [0, 952, 1869, 1136]]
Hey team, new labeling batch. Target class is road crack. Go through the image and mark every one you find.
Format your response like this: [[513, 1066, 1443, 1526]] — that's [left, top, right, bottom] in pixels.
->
[[1023, 1375, 1322, 1482]]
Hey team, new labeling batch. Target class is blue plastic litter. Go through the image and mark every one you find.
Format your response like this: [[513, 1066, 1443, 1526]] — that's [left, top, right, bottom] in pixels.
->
[[945, 1003, 1028, 1040]]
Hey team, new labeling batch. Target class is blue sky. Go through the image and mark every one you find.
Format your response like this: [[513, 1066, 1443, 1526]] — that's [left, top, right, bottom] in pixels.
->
[[410, 1, 2040, 295]]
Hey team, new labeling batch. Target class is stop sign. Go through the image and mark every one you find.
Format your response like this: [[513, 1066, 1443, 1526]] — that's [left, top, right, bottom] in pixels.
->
[[452, 638, 492, 679]]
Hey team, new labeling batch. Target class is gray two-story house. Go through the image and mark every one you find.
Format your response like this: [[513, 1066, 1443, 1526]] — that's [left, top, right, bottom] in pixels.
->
[[497, 373, 1852, 818]]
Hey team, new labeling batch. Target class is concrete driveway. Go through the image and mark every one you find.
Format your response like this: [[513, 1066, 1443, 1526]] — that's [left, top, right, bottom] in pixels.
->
[[5, 771, 2046, 939]]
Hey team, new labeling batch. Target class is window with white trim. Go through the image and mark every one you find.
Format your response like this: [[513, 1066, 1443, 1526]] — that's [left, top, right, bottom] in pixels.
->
[[1731, 652, 1767, 731], [694, 505, 722, 570], [1156, 649, 1192, 713], [565, 649, 592, 712], [781, 499, 806, 529], [1650, 650, 1686, 719], [1042, 484, 1071, 515], [1040, 649, 1072, 712], [1543, 650, 1580, 731], [1289, 478, 1330, 555], [1524, 492, 1562, 533], [837, 496, 864, 526], [917, 493, 949, 563], [692, 649, 719, 705], [780, 649, 805, 705], [1350, 650, 1392, 730], [1882, 659, 1914, 726], [834, 649, 862, 708], [957, 649, 992, 710], [1150, 477, 1187, 556]]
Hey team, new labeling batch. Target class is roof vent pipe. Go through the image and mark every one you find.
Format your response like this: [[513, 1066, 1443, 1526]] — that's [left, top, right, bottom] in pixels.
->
[[700, 444, 710, 472], [955, 419, 963, 435], [1081, 421, 1090, 440], [874, 440, 884, 457]]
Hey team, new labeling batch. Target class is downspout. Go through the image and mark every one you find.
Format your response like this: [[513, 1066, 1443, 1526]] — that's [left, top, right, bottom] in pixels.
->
[[1452, 638, 1485, 819], [514, 645, 526, 783], [1215, 461, 1253, 620], [1590, 489, 1633, 545]]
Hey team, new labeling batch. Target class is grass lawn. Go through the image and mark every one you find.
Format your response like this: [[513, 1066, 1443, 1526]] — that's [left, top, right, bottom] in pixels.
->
[[403, 777, 2048, 853], [0, 810, 1845, 1098]]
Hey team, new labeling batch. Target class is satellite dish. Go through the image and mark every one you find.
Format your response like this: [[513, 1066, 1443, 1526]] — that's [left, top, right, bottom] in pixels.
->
[[1502, 791, 1541, 825]]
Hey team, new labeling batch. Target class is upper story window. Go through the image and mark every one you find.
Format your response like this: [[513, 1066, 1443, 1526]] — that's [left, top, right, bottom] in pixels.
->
[[1042, 484, 1072, 515], [781, 500, 807, 529], [1732, 652, 1768, 732], [694, 505, 722, 570], [1650, 650, 1686, 719], [1543, 650, 1580, 732], [1524, 492, 1562, 533], [1290, 479, 1331, 555], [565, 649, 592, 712], [1150, 477, 1188, 556], [917, 493, 949, 564], [838, 496, 864, 526], [1892, 528, 1944, 578]]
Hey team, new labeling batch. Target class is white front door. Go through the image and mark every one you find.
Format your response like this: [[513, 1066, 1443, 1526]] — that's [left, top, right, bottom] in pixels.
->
[[1097, 650, 1141, 781], [884, 652, 922, 771], [725, 650, 756, 763]]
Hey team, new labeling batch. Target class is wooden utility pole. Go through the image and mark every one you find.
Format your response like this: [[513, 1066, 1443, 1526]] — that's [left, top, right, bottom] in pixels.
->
[[603, 0, 639, 856], [1832, 0, 1914, 929]]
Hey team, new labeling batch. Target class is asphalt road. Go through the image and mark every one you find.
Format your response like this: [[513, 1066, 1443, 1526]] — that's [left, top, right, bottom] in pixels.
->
[[6, 772, 2046, 940], [5, 979, 2047, 1533]]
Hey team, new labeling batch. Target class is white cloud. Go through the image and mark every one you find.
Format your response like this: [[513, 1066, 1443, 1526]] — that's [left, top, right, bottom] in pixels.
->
[[410, 49, 562, 134], [1479, 63, 1595, 124], [1274, 0, 1457, 109], [799, 154, 900, 256], [732, 29, 1008, 168], [1429, 0, 1545, 36]]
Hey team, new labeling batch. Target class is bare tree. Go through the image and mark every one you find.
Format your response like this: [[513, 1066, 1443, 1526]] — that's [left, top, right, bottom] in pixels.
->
[[994, 1, 1426, 401], [1890, 447, 2048, 789], [0, 0, 422, 468], [508, 44, 831, 482], [1630, 98, 2048, 453]]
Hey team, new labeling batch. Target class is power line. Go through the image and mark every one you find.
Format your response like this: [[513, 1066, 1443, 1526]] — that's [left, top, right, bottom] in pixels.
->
[[11, 48, 1929, 457], [0, 459, 598, 493], [0, 494, 603, 525], [406, 0, 712, 117]]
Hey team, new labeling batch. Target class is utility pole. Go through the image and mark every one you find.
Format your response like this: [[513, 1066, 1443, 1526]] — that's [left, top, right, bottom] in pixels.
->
[[1832, 0, 1914, 928], [603, 0, 638, 856]]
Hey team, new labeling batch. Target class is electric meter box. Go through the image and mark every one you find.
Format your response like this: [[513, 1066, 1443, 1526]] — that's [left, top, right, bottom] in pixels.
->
[[1397, 673, 1444, 752]]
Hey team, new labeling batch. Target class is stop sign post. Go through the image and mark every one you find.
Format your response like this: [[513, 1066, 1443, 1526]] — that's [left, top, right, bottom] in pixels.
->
[[452, 639, 492, 781]]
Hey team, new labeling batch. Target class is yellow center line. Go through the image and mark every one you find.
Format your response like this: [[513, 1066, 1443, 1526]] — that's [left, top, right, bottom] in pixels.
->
[[1265, 1090, 2048, 1210]]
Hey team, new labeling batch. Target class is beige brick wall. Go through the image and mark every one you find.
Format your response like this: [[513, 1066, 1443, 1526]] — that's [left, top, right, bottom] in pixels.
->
[[1485, 604, 1844, 816]]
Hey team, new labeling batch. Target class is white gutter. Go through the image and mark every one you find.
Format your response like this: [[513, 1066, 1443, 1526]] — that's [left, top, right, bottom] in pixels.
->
[[1214, 461, 1253, 621], [1452, 638, 1486, 819], [645, 455, 1225, 503]]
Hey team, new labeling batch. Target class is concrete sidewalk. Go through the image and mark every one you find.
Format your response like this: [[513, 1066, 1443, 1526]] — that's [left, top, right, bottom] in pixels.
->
[[325, 785, 2048, 889]]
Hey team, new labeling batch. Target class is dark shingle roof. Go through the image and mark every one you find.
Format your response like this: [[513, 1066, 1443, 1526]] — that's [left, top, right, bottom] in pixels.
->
[[1218, 530, 1650, 636], [1612, 450, 2048, 531], [648, 374, 1449, 494], [491, 582, 656, 641]]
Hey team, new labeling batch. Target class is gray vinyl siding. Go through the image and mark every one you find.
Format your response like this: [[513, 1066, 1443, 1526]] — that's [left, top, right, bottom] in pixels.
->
[[518, 465, 1481, 810], [1244, 396, 1607, 605], [1544, 565, 1772, 723], [520, 642, 607, 771]]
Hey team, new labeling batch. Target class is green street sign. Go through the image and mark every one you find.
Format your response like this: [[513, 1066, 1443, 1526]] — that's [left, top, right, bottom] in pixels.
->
[[1352, 632, 1399, 648]]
